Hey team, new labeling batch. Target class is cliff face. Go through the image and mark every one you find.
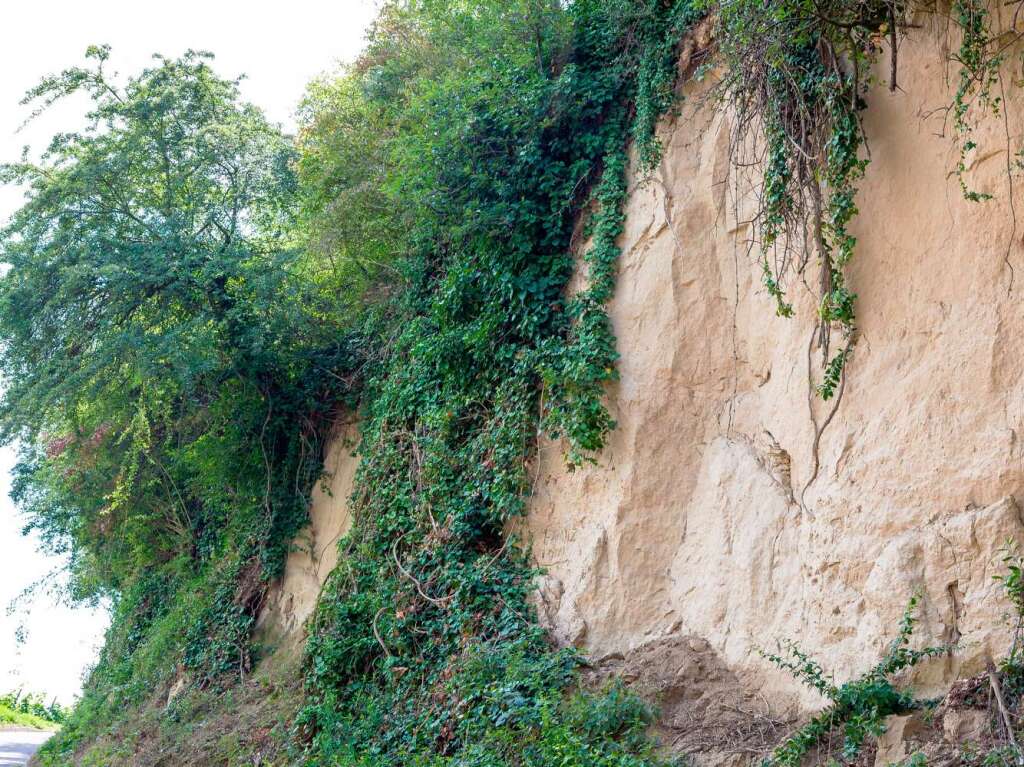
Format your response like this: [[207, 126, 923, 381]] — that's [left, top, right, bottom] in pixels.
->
[[527, 11, 1024, 709], [257, 416, 359, 650], [265, 9, 1024, 715]]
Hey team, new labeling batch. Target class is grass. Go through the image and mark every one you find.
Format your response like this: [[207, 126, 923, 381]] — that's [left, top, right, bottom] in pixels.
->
[[0, 701, 59, 731], [35, 649, 303, 766]]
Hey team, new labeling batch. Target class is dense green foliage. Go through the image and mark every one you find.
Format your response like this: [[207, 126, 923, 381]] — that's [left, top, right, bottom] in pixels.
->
[[1, 45, 354, 757], [0, 702, 55, 730], [295, 1, 699, 763]]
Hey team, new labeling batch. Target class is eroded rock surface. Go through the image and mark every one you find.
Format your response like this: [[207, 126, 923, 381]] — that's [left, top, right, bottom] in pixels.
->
[[273, 8, 1024, 726], [257, 416, 360, 648], [526, 11, 1024, 710]]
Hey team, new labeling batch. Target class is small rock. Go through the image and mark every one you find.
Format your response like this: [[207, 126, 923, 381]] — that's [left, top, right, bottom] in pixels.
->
[[942, 709, 989, 743], [165, 675, 188, 709], [687, 637, 709, 653], [875, 714, 925, 767]]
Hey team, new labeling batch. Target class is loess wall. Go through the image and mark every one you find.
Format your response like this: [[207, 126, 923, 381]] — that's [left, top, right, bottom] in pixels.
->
[[268, 7, 1024, 715], [257, 416, 360, 650], [527, 7, 1024, 710]]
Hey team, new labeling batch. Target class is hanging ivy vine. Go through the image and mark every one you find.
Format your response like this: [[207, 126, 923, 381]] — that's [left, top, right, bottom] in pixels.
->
[[296, 2, 702, 764], [711, 0, 1022, 401], [710, 0, 914, 401]]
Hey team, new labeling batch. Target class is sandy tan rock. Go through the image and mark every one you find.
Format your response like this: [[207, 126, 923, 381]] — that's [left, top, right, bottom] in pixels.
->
[[256, 416, 360, 648], [165, 673, 189, 710], [526, 12, 1024, 712], [875, 713, 927, 767], [942, 708, 989, 744]]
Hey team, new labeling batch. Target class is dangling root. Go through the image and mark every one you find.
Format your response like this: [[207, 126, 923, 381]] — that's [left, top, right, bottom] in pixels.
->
[[800, 332, 850, 511]]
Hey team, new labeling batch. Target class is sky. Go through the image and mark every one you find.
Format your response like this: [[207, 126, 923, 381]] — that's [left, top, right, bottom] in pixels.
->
[[0, 0, 379, 706]]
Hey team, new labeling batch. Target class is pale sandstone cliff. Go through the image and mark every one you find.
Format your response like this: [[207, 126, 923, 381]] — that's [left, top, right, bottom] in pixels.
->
[[257, 416, 358, 649], [528, 7, 1024, 714], [262, 4, 1024, 727]]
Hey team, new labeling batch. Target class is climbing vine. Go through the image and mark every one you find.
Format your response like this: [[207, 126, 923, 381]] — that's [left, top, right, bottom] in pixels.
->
[[708, 0, 1022, 400], [953, 0, 1001, 201], [709, 0, 905, 399], [296, 1, 701, 764], [949, 0, 1024, 202]]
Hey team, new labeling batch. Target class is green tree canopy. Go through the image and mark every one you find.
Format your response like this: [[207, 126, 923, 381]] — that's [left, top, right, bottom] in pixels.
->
[[0, 45, 297, 442], [9, 2, 701, 762], [0, 46, 345, 612]]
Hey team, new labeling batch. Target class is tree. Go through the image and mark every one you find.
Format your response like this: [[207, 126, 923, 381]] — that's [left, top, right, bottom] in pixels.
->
[[0, 46, 310, 598]]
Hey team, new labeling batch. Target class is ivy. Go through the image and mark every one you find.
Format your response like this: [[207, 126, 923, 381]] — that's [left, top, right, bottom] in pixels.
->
[[951, 0, 1001, 202], [707, 0, 1020, 397], [294, 1, 701, 764], [707, 0, 890, 395]]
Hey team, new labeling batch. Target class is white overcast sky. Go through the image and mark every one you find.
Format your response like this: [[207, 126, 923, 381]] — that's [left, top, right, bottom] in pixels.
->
[[0, 0, 379, 705]]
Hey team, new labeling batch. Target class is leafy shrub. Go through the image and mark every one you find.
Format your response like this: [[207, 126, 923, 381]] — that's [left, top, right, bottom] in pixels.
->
[[296, 4, 702, 761], [763, 596, 946, 767]]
